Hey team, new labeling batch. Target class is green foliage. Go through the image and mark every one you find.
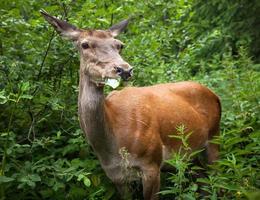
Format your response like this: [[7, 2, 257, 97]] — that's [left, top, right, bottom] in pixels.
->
[[0, 0, 259, 199], [160, 125, 203, 199]]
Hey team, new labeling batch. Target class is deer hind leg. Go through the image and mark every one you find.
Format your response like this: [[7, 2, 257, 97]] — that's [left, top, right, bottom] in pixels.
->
[[206, 142, 219, 164], [141, 165, 160, 200], [206, 125, 220, 164]]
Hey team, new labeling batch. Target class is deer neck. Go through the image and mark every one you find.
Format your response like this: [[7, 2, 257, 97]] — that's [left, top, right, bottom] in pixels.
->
[[78, 64, 115, 163]]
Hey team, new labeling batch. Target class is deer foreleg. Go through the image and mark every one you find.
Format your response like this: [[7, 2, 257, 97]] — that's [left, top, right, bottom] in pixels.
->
[[142, 165, 160, 200]]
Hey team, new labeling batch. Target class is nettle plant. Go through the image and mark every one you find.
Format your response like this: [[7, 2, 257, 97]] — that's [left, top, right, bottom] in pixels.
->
[[160, 125, 205, 199]]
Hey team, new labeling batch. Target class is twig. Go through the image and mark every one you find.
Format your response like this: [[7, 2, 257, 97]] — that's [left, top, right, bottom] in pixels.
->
[[36, 30, 55, 81]]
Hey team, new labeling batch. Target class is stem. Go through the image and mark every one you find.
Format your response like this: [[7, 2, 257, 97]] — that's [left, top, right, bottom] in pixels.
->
[[32, 30, 55, 97], [36, 30, 55, 81]]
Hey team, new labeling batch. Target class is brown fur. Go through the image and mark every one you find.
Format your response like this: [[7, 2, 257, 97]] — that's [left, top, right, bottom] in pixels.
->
[[105, 82, 221, 163], [80, 30, 112, 38]]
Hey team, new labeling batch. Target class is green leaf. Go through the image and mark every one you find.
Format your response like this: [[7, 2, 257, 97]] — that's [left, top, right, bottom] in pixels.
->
[[0, 176, 15, 183], [83, 177, 91, 187], [20, 81, 30, 92], [27, 180, 36, 188], [77, 174, 85, 181], [20, 94, 33, 100], [29, 174, 41, 182], [0, 90, 7, 104]]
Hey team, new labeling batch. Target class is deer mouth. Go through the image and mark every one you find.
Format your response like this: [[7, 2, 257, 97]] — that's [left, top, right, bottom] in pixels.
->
[[93, 77, 121, 89], [105, 78, 120, 89]]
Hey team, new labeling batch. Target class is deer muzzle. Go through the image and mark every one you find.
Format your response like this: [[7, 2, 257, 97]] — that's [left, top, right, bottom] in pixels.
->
[[114, 66, 133, 81]]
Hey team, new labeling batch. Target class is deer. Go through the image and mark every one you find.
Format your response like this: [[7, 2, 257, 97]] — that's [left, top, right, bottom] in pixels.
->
[[41, 10, 221, 200]]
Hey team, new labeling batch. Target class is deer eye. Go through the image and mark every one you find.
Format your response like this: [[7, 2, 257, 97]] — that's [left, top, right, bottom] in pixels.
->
[[81, 42, 89, 49]]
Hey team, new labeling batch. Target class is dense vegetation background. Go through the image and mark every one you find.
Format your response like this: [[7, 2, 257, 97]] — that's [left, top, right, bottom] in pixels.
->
[[0, 0, 259, 199]]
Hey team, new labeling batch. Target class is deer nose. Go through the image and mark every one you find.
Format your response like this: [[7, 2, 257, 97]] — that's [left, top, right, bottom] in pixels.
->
[[114, 66, 133, 81]]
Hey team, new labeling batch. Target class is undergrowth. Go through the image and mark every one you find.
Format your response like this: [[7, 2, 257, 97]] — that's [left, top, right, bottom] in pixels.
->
[[0, 0, 259, 199]]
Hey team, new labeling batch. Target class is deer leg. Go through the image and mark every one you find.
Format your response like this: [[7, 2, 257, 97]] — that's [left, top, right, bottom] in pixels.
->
[[206, 125, 220, 164], [115, 182, 131, 200], [142, 165, 160, 200], [206, 142, 219, 164]]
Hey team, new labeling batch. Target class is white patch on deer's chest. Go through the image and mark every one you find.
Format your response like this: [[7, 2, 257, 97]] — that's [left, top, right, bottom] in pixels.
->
[[101, 148, 142, 183]]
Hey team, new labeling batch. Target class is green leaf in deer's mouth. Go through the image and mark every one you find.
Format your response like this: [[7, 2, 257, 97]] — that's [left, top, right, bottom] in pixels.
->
[[105, 78, 120, 89]]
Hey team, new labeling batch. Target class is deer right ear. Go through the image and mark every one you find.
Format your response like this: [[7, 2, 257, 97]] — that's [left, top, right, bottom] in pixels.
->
[[40, 9, 81, 40]]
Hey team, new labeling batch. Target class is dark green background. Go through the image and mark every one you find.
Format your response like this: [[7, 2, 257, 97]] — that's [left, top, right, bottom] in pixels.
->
[[0, 0, 259, 199]]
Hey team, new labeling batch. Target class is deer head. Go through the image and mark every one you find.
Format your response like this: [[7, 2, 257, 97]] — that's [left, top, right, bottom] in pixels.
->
[[40, 10, 132, 87]]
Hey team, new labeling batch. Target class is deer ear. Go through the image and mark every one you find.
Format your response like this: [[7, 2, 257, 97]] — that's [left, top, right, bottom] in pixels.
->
[[109, 19, 129, 37], [40, 9, 81, 40]]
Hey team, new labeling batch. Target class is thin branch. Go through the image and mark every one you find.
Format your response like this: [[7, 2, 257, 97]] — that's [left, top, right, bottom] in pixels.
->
[[36, 30, 55, 81]]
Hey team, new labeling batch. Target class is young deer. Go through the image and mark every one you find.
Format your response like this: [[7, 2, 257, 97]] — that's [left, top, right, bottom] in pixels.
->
[[41, 10, 221, 200]]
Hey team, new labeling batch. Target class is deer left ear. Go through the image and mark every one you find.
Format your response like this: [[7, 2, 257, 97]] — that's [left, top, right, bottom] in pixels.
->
[[40, 9, 81, 41], [109, 19, 130, 37]]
